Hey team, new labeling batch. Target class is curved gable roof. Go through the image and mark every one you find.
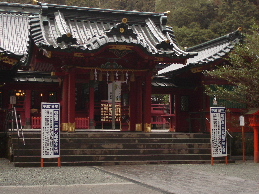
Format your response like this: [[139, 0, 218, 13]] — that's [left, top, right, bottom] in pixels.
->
[[0, 2, 196, 68], [158, 30, 243, 76], [28, 3, 195, 60]]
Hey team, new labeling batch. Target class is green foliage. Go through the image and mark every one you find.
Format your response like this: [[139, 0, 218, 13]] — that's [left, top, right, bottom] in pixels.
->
[[65, 0, 155, 11], [204, 25, 259, 108], [210, 0, 259, 35], [156, 0, 259, 47], [2, 0, 259, 47], [174, 24, 218, 48]]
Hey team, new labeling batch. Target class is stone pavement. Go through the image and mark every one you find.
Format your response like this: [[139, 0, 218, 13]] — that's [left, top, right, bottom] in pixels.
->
[[98, 161, 259, 194], [0, 158, 259, 194]]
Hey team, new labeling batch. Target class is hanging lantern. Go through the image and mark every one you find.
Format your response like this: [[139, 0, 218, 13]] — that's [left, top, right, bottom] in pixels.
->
[[90, 70, 94, 80], [110, 72, 114, 81], [98, 71, 103, 81], [121, 72, 125, 81], [130, 72, 135, 82]]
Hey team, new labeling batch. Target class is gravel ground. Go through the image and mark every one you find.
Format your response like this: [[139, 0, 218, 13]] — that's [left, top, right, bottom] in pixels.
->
[[0, 158, 125, 186], [1, 158, 259, 194]]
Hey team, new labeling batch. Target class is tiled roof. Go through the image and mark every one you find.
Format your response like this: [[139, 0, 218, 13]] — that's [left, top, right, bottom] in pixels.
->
[[28, 3, 195, 59], [0, 2, 40, 64], [158, 30, 243, 76], [0, 2, 197, 67], [0, 13, 30, 56]]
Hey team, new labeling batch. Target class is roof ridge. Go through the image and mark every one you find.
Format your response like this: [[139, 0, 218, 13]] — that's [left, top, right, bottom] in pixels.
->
[[39, 2, 165, 17], [186, 30, 243, 52]]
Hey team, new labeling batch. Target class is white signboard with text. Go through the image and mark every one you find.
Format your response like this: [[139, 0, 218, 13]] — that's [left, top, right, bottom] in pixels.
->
[[210, 107, 227, 157], [41, 103, 60, 158]]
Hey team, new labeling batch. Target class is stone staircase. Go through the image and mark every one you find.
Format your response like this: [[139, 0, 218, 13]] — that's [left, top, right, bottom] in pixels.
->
[[8, 132, 216, 167]]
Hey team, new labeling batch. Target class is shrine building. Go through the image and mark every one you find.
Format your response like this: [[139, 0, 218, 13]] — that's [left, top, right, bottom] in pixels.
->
[[0, 2, 197, 132], [0, 2, 250, 166]]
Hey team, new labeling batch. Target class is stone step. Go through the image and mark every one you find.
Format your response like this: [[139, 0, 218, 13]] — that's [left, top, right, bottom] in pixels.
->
[[8, 132, 215, 167], [70, 154, 212, 161], [13, 154, 212, 163], [14, 160, 215, 167], [12, 143, 210, 150], [14, 158, 229, 167], [15, 132, 210, 139], [11, 138, 210, 144], [13, 148, 211, 156]]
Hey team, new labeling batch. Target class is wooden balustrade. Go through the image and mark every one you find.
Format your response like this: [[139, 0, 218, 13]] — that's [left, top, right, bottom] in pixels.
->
[[31, 117, 89, 129]]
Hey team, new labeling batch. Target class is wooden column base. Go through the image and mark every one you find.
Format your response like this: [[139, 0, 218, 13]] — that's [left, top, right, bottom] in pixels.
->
[[61, 123, 68, 132], [144, 123, 151, 132], [68, 122, 76, 133]]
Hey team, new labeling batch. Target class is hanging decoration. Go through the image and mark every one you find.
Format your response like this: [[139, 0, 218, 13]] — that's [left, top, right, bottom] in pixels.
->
[[116, 71, 119, 81], [98, 71, 103, 81], [121, 72, 125, 81], [94, 69, 97, 81], [106, 71, 109, 84], [110, 72, 114, 81], [130, 72, 135, 82], [126, 72, 129, 84]]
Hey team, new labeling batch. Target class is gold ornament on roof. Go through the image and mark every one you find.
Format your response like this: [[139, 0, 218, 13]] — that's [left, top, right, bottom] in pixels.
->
[[120, 28, 125, 33], [32, 0, 38, 5], [122, 18, 128, 23]]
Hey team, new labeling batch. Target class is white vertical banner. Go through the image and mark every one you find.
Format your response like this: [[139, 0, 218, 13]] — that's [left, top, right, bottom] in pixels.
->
[[210, 107, 227, 157], [108, 81, 122, 102], [41, 102, 60, 158], [239, 115, 245, 126]]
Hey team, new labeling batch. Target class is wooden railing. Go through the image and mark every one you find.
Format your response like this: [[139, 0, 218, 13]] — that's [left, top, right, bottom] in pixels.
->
[[151, 104, 170, 126], [31, 117, 89, 129], [32, 117, 41, 129], [75, 117, 89, 129]]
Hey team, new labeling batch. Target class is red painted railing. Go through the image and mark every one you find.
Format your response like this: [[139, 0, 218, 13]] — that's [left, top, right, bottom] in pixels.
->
[[32, 117, 41, 129], [75, 117, 89, 129], [151, 104, 170, 125], [31, 117, 89, 129]]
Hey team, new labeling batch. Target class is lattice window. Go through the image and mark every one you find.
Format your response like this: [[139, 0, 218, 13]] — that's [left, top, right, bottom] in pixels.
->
[[181, 96, 189, 111]]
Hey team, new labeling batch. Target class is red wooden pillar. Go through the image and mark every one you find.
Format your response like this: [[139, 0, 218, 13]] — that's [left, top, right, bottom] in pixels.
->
[[254, 126, 259, 163], [130, 80, 137, 131], [24, 90, 32, 128], [89, 81, 95, 129], [249, 113, 259, 163], [68, 70, 76, 132], [61, 75, 68, 131], [143, 71, 152, 132], [174, 94, 180, 132], [136, 77, 143, 131]]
